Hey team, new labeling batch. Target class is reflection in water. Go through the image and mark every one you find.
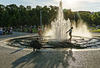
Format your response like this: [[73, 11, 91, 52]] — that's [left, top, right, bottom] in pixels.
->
[[12, 49, 75, 68]]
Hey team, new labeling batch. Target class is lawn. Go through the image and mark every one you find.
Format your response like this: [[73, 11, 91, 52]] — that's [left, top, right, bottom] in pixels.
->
[[90, 29, 100, 32], [13, 28, 38, 33]]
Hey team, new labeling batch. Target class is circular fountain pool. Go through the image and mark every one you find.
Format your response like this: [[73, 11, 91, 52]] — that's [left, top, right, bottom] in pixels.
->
[[6, 35, 100, 49]]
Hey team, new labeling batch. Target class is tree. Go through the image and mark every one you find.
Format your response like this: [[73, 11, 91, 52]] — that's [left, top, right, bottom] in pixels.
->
[[92, 12, 100, 25]]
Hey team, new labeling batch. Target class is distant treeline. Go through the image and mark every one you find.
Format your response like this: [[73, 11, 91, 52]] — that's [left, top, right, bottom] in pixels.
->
[[0, 4, 100, 27]]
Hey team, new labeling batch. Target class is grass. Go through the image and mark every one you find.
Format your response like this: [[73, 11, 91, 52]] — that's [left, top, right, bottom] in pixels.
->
[[13, 27, 100, 33], [32, 28, 38, 33], [90, 29, 100, 32], [13, 28, 38, 33]]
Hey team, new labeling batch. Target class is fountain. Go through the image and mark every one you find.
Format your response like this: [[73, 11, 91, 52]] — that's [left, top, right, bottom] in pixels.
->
[[6, 0, 100, 49], [44, 0, 92, 48], [45, 0, 92, 40], [51, 0, 71, 40]]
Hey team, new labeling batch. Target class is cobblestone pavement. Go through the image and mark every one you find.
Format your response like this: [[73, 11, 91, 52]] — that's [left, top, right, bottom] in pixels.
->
[[0, 32, 100, 68]]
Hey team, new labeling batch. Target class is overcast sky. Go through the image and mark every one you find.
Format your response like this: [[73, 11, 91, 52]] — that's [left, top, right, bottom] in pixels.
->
[[0, 0, 100, 12]]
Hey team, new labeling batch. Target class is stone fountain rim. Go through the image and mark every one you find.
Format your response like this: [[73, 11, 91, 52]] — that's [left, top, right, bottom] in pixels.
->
[[0, 36, 99, 51]]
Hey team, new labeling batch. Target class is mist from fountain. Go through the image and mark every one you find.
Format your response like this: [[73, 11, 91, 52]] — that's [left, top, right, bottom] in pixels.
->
[[72, 19, 92, 38], [51, 0, 71, 40]]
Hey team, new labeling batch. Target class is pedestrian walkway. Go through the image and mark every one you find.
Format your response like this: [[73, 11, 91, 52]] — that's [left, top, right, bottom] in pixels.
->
[[0, 32, 37, 41], [0, 32, 100, 68]]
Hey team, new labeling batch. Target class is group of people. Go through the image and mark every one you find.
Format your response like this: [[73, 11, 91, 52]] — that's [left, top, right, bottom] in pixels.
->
[[20, 25, 36, 33], [38, 26, 73, 41], [13, 25, 37, 33], [30, 26, 42, 51], [0, 27, 13, 35], [30, 26, 73, 51]]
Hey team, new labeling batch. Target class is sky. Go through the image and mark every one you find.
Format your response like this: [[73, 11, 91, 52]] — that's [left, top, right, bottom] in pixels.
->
[[0, 0, 100, 12]]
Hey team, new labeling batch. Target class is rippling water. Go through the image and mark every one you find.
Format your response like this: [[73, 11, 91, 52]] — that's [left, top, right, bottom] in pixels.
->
[[7, 36, 100, 49]]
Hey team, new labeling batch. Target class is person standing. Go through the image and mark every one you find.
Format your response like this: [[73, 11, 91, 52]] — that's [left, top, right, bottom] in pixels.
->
[[38, 26, 42, 37], [0, 27, 3, 35], [66, 27, 73, 42]]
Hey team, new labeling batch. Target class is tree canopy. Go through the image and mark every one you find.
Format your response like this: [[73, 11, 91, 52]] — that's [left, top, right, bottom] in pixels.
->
[[0, 4, 100, 27]]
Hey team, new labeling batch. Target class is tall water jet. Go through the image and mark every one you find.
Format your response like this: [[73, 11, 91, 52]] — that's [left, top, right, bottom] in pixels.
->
[[51, 0, 71, 40]]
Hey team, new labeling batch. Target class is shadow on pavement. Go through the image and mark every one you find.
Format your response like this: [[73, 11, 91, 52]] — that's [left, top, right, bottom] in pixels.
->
[[10, 48, 24, 54], [12, 49, 76, 68]]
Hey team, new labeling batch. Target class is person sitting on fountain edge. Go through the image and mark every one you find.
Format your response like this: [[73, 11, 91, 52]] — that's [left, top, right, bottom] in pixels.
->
[[30, 37, 42, 51], [66, 27, 73, 42]]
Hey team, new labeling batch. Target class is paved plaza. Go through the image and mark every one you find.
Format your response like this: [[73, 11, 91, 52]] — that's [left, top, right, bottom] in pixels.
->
[[0, 32, 100, 68]]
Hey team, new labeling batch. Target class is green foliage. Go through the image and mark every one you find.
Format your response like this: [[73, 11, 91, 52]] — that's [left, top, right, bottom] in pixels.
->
[[1, 4, 58, 27], [0, 4, 100, 27], [32, 28, 38, 33]]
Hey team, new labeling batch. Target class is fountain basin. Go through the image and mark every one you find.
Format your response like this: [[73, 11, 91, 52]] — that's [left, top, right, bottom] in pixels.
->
[[6, 35, 100, 49]]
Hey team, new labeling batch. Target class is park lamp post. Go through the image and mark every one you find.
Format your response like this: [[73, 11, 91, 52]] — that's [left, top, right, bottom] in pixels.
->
[[74, 12, 76, 21], [40, 10, 42, 30], [74, 14, 75, 20]]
